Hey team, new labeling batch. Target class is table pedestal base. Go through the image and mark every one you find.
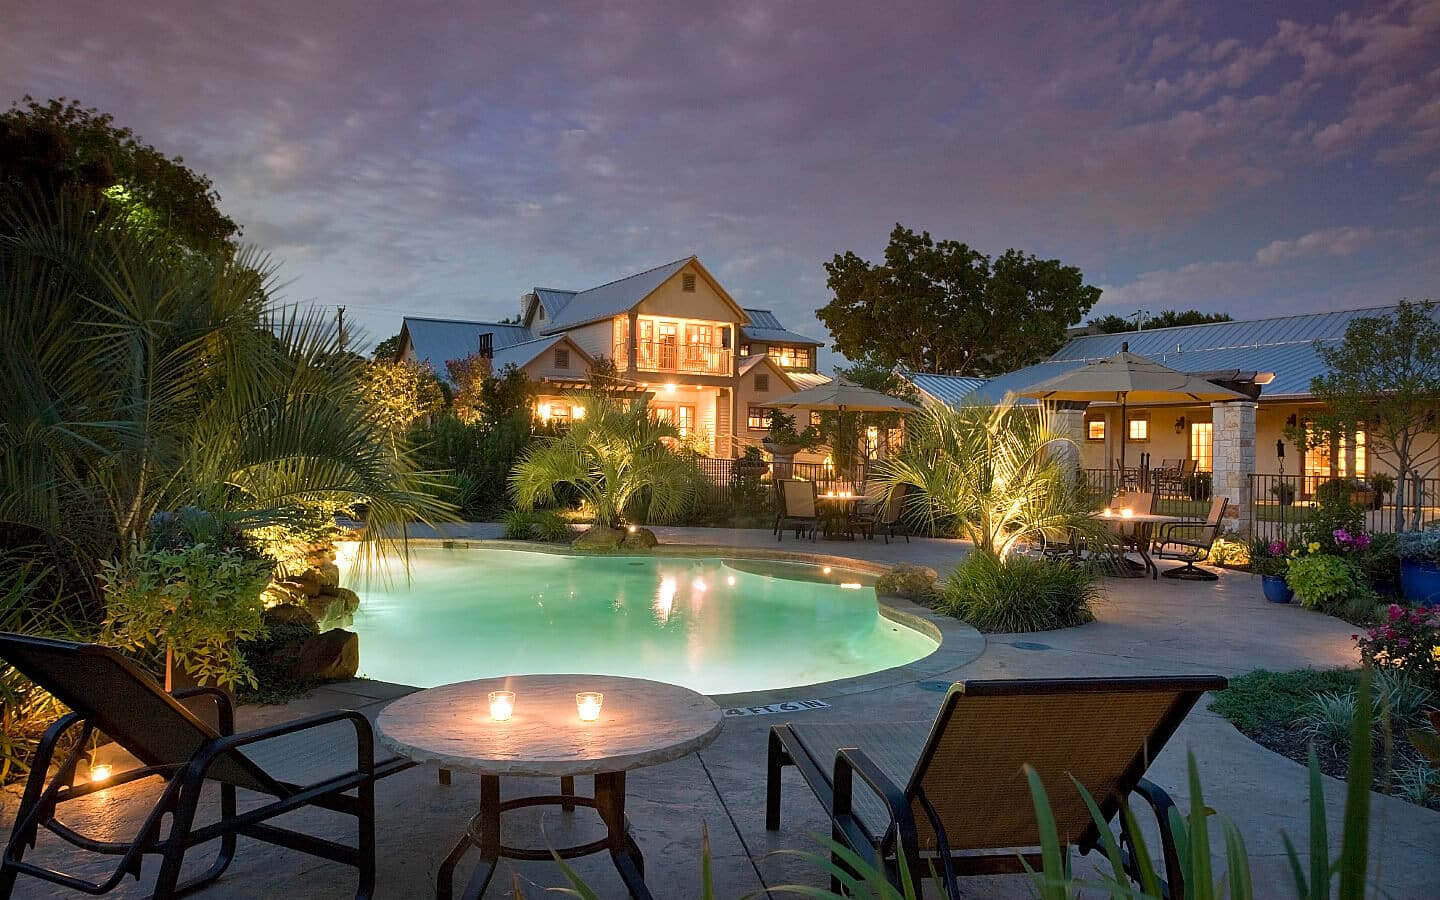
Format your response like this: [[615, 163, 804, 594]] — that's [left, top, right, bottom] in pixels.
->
[[438, 771, 649, 900]]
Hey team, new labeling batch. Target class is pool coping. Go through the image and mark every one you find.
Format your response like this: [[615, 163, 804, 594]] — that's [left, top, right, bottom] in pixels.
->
[[361, 538, 985, 706]]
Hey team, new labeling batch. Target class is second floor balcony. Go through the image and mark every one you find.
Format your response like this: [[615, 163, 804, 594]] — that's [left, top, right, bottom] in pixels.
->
[[614, 338, 732, 376]]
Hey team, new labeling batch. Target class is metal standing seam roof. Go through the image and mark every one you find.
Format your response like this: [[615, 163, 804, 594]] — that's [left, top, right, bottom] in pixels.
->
[[906, 372, 990, 407], [401, 316, 539, 384], [739, 308, 824, 346], [532, 288, 576, 319], [537, 257, 696, 334]]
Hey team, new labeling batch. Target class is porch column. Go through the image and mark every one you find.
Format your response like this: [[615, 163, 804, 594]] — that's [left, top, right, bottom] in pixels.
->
[[1211, 400, 1257, 536], [1048, 402, 1086, 480], [1343, 430, 1358, 478], [626, 312, 639, 372]]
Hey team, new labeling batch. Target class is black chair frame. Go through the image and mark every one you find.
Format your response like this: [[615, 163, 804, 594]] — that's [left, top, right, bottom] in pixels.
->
[[0, 636, 413, 900]]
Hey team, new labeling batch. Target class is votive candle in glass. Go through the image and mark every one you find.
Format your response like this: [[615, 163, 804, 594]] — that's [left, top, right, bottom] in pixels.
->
[[488, 690, 515, 722], [1120, 507, 1133, 518], [576, 691, 604, 722]]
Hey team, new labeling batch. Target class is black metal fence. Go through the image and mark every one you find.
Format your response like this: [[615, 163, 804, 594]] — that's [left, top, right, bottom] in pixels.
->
[[689, 457, 870, 510], [1247, 473, 1440, 541], [1079, 468, 1213, 518]]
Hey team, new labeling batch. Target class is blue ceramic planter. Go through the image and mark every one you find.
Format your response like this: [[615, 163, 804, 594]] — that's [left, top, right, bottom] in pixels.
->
[[1400, 559, 1440, 607], [1261, 574, 1293, 604]]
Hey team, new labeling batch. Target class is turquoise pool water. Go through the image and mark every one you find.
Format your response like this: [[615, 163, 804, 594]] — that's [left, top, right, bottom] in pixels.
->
[[343, 547, 936, 694]]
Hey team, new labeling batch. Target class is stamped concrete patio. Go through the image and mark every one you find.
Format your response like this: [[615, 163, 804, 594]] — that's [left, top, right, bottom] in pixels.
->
[[4, 526, 1438, 898]]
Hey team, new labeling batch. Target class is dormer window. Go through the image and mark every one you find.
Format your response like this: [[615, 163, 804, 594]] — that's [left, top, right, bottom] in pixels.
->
[[682, 273, 696, 292], [554, 347, 570, 369]]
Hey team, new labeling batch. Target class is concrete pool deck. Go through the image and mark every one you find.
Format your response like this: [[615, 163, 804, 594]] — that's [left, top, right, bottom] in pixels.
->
[[4, 525, 1438, 897]]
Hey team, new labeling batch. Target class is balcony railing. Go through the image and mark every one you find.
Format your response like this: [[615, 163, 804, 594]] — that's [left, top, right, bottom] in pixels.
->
[[614, 340, 732, 376]]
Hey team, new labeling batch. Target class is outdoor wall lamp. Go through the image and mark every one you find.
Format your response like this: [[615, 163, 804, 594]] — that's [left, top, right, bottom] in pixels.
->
[[1174, 416, 1187, 434]]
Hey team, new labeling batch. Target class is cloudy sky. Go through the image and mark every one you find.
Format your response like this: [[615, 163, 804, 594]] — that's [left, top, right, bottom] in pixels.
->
[[3, 0, 1437, 363]]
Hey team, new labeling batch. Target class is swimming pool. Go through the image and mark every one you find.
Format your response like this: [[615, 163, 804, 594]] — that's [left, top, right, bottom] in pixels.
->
[[342, 546, 936, 694]]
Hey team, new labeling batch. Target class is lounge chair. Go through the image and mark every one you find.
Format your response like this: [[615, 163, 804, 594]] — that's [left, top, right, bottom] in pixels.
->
[[857, 483, 910, 544], [775, 479, 819, 541], [1152, 495, 1229, 581], [766, 675, 1226, 898], [0, 633, 413, 899]]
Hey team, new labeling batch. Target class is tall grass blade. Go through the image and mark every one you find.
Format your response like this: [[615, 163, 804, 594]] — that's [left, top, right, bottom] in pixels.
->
[[1221, 819, 1253, 900], [1337, 669, 1373, 900]]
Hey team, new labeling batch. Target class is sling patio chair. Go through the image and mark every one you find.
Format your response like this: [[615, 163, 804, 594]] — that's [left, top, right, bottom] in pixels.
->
[[774, 478, 819, 541], [1151, 495, 1229, 581], [766, 675, 1227, 899], [857, 482, 911, 544], [0, 633, 414, 900]]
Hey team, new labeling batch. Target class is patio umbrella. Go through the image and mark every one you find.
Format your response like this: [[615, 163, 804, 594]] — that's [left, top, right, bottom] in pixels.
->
[[1017, 342, 1248, 474], [761, 378, 919, 480]]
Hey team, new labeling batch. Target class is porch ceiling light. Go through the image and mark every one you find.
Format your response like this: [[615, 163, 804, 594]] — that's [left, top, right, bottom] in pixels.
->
[[664, 383, 677, 393]]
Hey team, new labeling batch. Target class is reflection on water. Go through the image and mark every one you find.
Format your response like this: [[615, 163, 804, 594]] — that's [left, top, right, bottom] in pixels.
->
[[344, 549, 934, 694]]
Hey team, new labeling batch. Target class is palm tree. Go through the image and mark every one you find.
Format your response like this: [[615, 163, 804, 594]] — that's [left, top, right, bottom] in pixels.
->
[[509, 396, 699, 529], [0, 192, 452, 611], [874, 399, 1095, 557]]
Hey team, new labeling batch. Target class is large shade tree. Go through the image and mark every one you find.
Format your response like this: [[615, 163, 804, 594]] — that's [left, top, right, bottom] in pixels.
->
[[1304, 301, 1440, 531], [818, 224, 1101, 376]]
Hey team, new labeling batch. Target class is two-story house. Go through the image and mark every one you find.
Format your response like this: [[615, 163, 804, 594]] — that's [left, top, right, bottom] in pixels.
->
[[395, 256, 830, 459]]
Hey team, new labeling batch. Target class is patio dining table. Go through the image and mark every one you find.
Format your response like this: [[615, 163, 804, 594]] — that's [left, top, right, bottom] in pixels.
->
[[377, 674, 723, 899], [816, 491, 861, 539], [1098, 511, 1197, 580]]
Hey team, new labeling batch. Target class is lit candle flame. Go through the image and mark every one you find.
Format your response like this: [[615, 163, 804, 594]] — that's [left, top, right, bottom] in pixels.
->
[[90, 764, 112, 783], [488, 691, 515, 722], [576, 691, 603, 722]]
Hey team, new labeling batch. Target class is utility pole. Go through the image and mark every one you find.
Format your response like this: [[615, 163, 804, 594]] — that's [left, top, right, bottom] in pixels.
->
[[1130, 309, 1148, 331], [337, 305, 346, 353]]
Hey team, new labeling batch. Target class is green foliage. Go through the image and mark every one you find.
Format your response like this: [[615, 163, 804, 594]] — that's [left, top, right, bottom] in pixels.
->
[[875, 400, 1100, 556], [1209, 668, 1361, 735], [371, 332, 402, 362], [1370, 471, 1395, 498], [764, 409, 819, 449], [1352, 531, 1399, 592], [510, 397, 700, 529], [1247, 537, 1291, 576], [0, 192, 453, 613], [1300, 490, 1366, 554], [1088, 309, 1234, 332], [361, 360, 446, 438], [416, 412, 535, 518], [1298, 691, 1358, 748], [236, 612, 322, 705], [1286, 554, 1372, 614], [0, 96, 238, 250], [819, 223, 1100, 376], [99, 541, 272, 690], [536, 510, 572, 542], [937, 551, 1099, 632], [502, 508, 539, 540], [1356, 604, 1440, 690], [1306, 300, 1440, 532]]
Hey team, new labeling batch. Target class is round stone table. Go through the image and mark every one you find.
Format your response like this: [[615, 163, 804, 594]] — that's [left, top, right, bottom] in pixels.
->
[[377, 674, 723, 900]]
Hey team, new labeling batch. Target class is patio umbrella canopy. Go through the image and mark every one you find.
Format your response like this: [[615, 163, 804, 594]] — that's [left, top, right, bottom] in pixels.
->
[[1017, 342, 1248, 474], [761, 379, 919, 480]]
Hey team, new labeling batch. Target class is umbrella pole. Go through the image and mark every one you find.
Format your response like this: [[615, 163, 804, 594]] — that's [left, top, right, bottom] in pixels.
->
[[1119, 393, 1127, 491]]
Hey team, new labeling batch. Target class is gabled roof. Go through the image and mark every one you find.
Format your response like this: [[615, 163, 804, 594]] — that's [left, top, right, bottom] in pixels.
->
[[533, 258, 684, 334], [400, 317, 535, 373], [907, 372, 988, 407], [532, 288, 576, 319], [738, 353, 802, 391], [489, 333, 591, 375], [739, 308, 824, 347]]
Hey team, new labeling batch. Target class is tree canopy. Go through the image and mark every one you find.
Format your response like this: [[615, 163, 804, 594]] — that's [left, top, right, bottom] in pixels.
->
[[1305, 300, 1440, 530], [1088, 309, 1233, 333], [0, 97, 238, 251], [818, 224, 1101, 376]]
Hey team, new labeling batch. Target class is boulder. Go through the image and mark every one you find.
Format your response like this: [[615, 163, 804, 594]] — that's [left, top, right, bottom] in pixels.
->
[[307, 589, 358, 630], [331, 587, 361, 612], [875, 564, 939, 601], [263, 603, 318, 632], [573, 526, 626, 551], [620, 527, 658, 550], [281, 569, 324, 598], [287, 629, 359, 681], [314, 562, 341, 594]]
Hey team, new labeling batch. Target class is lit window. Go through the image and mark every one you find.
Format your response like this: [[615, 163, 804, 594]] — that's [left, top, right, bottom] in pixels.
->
[[810, 411, 822, 427], [747, 406, 768, 430], [754, 374, 769, 392], [1087, 419, 1105, 441], [767, 346, 812, 369], [1190, 422, 1213, 471], [865, 426, 880, 455], [1128, 416, 1149, 441], [739, 343, 751, 357]]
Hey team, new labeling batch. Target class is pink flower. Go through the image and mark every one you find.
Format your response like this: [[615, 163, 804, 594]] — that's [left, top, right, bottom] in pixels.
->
[[1397, 639, 1411, 648], [1389, 604, 1405, 622], [1385, 627, 1398, 639], [1269, 540, 1286, 556]]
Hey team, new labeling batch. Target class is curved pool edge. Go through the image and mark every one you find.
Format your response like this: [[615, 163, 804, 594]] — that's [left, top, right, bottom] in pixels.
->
[[356, 538, 986, 706]]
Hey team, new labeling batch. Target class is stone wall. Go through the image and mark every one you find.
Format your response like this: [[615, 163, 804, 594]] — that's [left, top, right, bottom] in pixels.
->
[[1211, 400, 1257, 534]]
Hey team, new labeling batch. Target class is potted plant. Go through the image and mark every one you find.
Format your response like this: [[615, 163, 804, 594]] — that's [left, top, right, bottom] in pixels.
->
[[1397, 529, 1440, 607], [761, 410, 818, 479], [1370, 471, 1395, 510], [733, 445, 769, 481], [1271, 481, 1297, 506], [1248, 538, 1294, 603], [100, 508, 274, 692]]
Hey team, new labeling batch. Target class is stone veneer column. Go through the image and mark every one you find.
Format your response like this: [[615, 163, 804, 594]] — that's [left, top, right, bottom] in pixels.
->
[[1048, 403, 1086, 480], [1211, 400, 1257, 536]]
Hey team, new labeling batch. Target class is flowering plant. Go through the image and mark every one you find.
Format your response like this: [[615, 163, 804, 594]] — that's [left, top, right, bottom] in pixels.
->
[[1247, 538, 1291, 577], [1331, 527, 1372, 553], [1356, 604, 1440, 691]]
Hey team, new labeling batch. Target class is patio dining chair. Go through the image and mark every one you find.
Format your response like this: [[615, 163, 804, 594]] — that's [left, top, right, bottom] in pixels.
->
[[766, 675, 1226, 899], [775, 478, 819, 541], [0, 633, 413, 900], [1152, 495, 1229, 580], [857, 483, 910, 544]]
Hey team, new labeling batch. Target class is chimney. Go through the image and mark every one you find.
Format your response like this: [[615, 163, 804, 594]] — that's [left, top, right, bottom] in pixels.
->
[[478, 332, 493, 359], [521, 292, 536, 321]]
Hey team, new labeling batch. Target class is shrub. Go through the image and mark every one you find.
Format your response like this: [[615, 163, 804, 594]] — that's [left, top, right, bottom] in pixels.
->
[[536, 511, 572, 543], [936, 551, 1099, 632], [1298, 691, 1358, 748], [502, 508, 538, 540], [1247, 537, 1290, 577], [1301, 487, 1365, 553], [1397, 529, 1440, 565], [1371, 471, 1396, 500], [1373, 670, 1435, 728], [1356, 604, 1440, 691], [1286, 553, 1372, 616], [1353, 531, 1399, 593]]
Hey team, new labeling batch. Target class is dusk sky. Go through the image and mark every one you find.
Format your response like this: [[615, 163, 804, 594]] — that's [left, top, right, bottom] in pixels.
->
[[3, 1, 1437, 366]]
